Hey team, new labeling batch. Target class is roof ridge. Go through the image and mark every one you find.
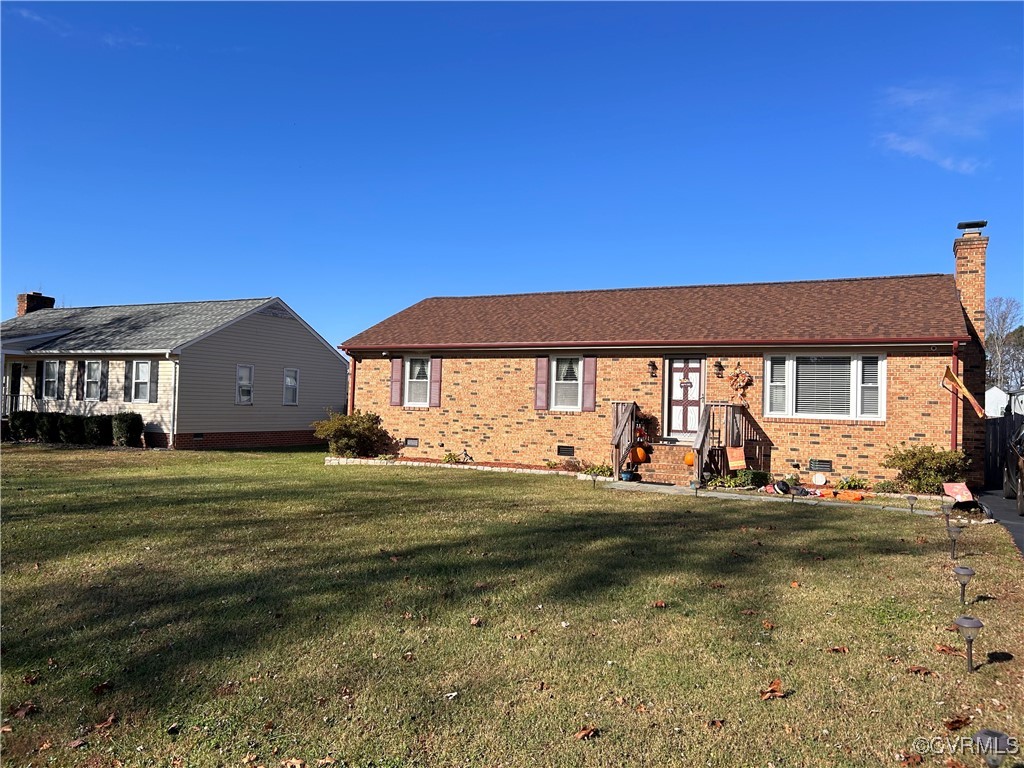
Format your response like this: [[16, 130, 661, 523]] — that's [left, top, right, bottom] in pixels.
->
[[422, 274, 951, 302], [20, 297, 275, 312]]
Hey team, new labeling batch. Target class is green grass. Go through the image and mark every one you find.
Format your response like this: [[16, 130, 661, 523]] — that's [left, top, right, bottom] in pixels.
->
[[1, 445, 1022, 768]]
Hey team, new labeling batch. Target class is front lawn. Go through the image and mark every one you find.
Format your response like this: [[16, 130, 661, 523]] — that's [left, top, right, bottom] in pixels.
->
[[1, 446, 1021, 767]]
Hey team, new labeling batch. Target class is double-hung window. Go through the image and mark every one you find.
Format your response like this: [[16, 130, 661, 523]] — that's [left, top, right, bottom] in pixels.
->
[[283, 368, 299, 405], [132, 361, 151, 403], [551, 356, 583, 411], [236, 364, 254, 405], [84, 361, 102, 401], [404, 358, 430, 407], [764, 354, 884, 420], [42, 361, 59, 399]]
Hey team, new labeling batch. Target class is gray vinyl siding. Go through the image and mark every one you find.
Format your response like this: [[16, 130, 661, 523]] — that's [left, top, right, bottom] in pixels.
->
[[175, 310, 347, 433], [7, 356, 174, 434]]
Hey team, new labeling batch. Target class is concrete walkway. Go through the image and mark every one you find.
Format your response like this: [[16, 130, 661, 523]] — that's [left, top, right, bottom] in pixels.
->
[[979, 490, 1024, 557]]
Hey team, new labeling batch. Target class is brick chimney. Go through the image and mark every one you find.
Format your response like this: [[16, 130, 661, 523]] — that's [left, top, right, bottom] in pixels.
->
[[16, 291, 56, 316], [953, 221, 987, 343]]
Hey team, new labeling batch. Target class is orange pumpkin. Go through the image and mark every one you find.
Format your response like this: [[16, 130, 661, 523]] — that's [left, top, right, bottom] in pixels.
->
[[629, 446, 648, 464], [683, 450, 696, 466]]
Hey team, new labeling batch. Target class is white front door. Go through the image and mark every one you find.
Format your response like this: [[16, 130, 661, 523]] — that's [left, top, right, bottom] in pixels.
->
[[667, 358, 703, 439]]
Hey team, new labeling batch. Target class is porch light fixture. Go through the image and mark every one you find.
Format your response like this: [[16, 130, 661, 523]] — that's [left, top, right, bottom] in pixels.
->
[[713, 360, 725, 378], [947, 524, 964, 560], [971, 729, 1013, 768], [648, 361, 659, 378], [905, 495, 918, 514], [953, 565, 975, 605], [953, 615, 983, 673]]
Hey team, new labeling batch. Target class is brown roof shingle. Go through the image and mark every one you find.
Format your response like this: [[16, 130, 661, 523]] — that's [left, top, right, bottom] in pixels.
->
[[342, 274, 970, 352]]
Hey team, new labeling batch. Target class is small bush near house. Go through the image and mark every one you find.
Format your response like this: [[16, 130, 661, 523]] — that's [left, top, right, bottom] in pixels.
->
[[737, 469, 772, 488], [84, 414, 114, 446], [8, 411, 37, 441], [581, 463, 614, 477], [112, 412, 145, 447], [58, 414, 86, 445], [880, 444, 969, 494], [35, 412, 62, 443], [836, 476, 869, 491], [311, 410, 396, 458]]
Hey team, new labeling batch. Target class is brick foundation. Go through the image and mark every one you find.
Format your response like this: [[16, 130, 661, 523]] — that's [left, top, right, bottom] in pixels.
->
[[172, 429, 325, 450]]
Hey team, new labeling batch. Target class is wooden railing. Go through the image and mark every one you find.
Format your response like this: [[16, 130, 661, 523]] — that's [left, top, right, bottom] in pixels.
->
[[694, 400, 772, 477], [610, 401, 638, 480], [2, 394, 37, 418]]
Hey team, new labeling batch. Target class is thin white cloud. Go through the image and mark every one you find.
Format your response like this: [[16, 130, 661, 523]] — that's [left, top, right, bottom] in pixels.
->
[[876, 83, 1021, 175], [101, 31, 148, 49], [10, 6, 73, 36]]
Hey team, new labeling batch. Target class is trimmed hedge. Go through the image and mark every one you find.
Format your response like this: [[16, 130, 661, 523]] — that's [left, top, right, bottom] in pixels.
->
[[8, 411, 37, 441], [311, 410, 397, 458], [59, 414, 86, 445], [112, 412, 144, 447], [35, 412, 62, 443], [84, 415, 114, 446]]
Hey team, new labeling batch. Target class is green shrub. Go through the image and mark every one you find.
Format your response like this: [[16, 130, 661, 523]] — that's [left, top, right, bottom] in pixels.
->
[[872, 479, 901, 494], [35, 412, 61, 443], [442, 451, 464, 464], [311, 410, 396, 458], [880, 444, 969, 494], [59, 414, 86, 445], [84, 415, 113, 446], [835, 475, 869, 491], [581, 463, 614, 477], [8, 411, 37, 441], [736, 469, 771, 488], [112, 412, 144, 447]]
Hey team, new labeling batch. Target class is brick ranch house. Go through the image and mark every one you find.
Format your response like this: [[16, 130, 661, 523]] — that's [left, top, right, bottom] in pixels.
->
[[1, 296, 348, 449], [341, 222, 988, 487]]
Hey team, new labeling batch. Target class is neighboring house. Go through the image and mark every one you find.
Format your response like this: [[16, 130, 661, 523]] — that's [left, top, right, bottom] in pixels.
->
[[2, 295, 348, 449], [986, 386, 1009, 418], [342, 222, 988, 486]]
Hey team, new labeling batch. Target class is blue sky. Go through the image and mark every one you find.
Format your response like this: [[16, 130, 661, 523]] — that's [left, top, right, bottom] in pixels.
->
[[2, 2, 1022, 348]]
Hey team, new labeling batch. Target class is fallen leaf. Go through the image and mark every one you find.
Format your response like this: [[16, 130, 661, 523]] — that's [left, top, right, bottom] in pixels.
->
[[0, 725, 11, 733], [573, 726, 599, 740], [38, 740, 52, 750], [885, 655, 901, 664], [935, 644, 967, 658], [23, 673, 40, 685], [762, 620, 776, 630], [469, 616, 483, 627], [739, 609, 756, 616], [634, 703, 647, 713], [915, 536, 928, 544], [402, 612, 413, 620], [242, 755, 258, 765], [281, 760, 306, 768], [67, 738, 88, 749], [944, 758, 970, 768], [317, 758, 338, 767], [402, 652, 416, 662], [944, 624, 959, 632], [790, 581, 800, 588], [92, 680, 113, 695], [264, 720, 275, 731], [707, 718, 725, 729], [389, 556, 400, 562], [907, 666, 935, 677], [652, 600, 666, 609], [166, 722, 181, 735], [943, 714, 972, 731], [896, 751, 923, 766], [8, 701, 37, 719], [94, 712, 118, 730], [759, 679, 786, 700], [826, 646, 849, 654], [708, 581, 725, 589]]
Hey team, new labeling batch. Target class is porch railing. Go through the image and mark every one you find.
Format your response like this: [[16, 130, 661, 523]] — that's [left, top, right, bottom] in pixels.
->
[[694, 400, 772, 477], [2, 394, 39, 418], [610, 401, 638, 480]]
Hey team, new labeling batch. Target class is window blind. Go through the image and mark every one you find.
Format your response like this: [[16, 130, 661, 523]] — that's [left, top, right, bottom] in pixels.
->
[[795, 356, 851, 416]]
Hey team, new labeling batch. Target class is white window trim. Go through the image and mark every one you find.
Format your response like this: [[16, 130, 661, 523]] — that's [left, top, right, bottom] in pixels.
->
[[404, 358, 430, 407], [236, 364, 255, 406], [763, 353, 886, 420], [42, 360, 59, 399], [550, 355, 583, 412], [85, 360, 102, 401], [132, 360, 150, 403], [283, 367, 299, 406]]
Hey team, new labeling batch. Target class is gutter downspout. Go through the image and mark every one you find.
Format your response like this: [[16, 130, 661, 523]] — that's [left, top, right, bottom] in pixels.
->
[[167, 352, 178, 449], [347, 356, 357, 415], [950, 341, 959, 451]]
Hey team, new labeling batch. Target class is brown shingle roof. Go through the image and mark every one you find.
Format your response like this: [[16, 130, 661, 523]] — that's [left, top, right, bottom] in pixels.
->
[[342, 274, 970, 352]]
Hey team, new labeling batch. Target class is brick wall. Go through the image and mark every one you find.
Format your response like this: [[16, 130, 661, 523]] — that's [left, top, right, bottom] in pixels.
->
[[352, 347, 981, 484], [172, 429, 324, 450]]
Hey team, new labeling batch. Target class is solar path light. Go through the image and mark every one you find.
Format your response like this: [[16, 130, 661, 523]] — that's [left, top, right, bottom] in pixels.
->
[[953, 565, 975, 605], [953, 615, 983, 674], [947, 523, 964, 560], [971, 729, 1013, 768]]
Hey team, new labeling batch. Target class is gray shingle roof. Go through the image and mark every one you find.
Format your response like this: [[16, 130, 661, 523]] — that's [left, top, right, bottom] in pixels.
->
[[1, 298, 273, 353]]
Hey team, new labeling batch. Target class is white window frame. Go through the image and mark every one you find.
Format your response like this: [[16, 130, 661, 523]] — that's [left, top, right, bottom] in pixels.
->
[[42, 360, 59, 399], [236, 364, 254, 405], [550, 355, 583, 412], [763, 353, 886, 420], [132, 360, 150, 403], [404, 358, 430, 407], [283, 368, 299, 406], [85, 360, 102, 401]]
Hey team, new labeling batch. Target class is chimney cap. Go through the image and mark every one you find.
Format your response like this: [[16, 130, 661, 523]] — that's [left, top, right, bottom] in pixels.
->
[[956, 220, 988, 230]]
